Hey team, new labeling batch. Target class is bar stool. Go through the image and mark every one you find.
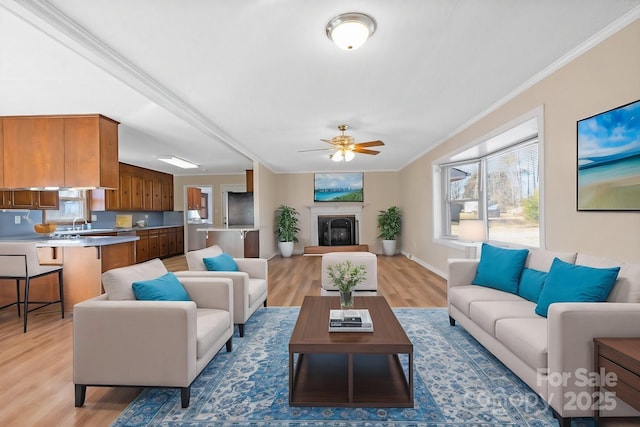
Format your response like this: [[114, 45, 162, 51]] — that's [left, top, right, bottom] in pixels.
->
[[0, 242, 64, 333]]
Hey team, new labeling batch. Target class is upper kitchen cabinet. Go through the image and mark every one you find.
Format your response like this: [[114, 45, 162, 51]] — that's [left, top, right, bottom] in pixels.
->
[[187, 187, 202, 210], [3, 116, 65, 188], [0, 114, 119, 189], [64, 115, 119, 189], [91, 162, 174, 212]]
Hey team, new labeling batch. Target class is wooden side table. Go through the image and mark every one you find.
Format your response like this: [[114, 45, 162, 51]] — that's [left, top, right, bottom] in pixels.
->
[[593, 338, 640, 426]]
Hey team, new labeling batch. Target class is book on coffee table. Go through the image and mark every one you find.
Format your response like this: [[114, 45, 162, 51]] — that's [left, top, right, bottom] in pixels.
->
[[329, 309, 373, 332]]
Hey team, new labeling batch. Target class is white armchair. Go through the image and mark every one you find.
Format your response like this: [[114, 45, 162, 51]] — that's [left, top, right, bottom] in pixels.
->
[[73, 258, 234, 408], [321, 251, 378, 295], [178, 245, 268, 337]]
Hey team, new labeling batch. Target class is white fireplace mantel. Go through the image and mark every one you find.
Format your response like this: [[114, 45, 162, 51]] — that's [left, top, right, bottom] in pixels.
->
[[308, 204, 365, 246]]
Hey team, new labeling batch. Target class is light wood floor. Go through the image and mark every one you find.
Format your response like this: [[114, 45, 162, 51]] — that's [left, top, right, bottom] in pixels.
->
[[0, 254, 446, 426], [1, 255, 634, 426]]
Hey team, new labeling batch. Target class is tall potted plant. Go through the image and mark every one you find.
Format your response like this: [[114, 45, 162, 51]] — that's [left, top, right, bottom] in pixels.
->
[[275, 205, 300, 258], [377, 206, 401, 256]]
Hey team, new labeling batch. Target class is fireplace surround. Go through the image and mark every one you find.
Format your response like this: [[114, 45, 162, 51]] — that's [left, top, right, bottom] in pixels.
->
[[309, 205, 363, 246]]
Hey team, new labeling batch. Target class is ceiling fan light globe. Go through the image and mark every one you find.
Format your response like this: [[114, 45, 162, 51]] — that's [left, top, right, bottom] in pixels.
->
[[331, 151, 344, 162], [344, 150, 356, 161]]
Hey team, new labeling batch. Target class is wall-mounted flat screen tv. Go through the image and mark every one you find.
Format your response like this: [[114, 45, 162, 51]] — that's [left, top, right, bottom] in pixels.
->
[[314, 172, 364, 202], [577, 98, 640, 211]]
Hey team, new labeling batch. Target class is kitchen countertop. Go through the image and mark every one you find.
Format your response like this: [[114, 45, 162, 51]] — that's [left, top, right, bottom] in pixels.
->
[[0, 235, 140, 247]]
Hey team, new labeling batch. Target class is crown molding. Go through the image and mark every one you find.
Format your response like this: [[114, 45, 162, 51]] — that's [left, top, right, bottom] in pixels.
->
[[0, 0, 261, 164]]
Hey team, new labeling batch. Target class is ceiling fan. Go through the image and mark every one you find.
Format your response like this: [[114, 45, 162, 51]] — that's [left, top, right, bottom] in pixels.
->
[[300, 124, 384, 162]]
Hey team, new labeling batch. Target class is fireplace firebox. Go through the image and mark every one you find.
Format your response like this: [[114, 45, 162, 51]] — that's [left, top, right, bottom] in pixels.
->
[[318, 215, 358, 246]]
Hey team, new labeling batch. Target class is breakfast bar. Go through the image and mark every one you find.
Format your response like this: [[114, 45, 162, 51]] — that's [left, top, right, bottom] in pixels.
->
[[0, 235, 139, 311]]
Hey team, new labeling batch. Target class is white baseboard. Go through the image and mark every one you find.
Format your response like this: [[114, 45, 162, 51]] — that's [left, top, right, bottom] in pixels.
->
[[400, 250, 447, 280]]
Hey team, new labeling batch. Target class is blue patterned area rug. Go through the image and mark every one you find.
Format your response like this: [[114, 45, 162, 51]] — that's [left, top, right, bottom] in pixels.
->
[[112, 307, 590, 427]]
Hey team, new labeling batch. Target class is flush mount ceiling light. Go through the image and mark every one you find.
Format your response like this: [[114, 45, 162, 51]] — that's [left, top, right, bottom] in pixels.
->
[[158, 155, 199, 169], [326, 12, 376, 50]]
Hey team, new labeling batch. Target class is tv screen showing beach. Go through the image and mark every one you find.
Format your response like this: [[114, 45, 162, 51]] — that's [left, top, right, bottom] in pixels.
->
[[577, 99, 640, 210], [314, 173, 363, 202]]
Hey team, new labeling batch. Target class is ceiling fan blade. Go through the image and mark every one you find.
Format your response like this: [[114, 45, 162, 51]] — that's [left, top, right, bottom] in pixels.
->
[[354, 140, 384, 148], [352, 148, 380, 155], [298, 148, 334, 153]]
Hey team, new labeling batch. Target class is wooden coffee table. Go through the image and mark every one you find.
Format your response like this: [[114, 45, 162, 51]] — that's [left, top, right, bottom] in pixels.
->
[[289, 295, 413, 407]]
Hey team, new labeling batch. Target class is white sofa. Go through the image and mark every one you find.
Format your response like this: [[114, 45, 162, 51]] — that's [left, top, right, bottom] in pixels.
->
[[320, 251, 378, 295], [179, 244, 268, 337], [73, 259, 234, 408], [447, 248, 640, 426]]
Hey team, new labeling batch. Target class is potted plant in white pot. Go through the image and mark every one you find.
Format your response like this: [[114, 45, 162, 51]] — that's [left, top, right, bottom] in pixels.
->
[[326, 260, 367, 309], [275, 204, 300, 258], [377, 206, 401, 256]]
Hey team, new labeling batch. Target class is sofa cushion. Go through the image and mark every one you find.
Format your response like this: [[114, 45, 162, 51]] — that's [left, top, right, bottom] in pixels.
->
[[321, 252, 378, 291], [248, 278, 267, 308], [449, 285, 523, 317], [472, 243, 529, 294], [518, 268, 547, 303], [102, 258, 168, 301], [495, 318, 548, 370], [196, 308, 231, 359], [469, 300, 539, 337], [132, 272, 190, 301], [535, 258, 620, 317], [576, 254, 640, 303], [203, 253, 239, 272], [186, 245, 224, 271], [525, 249, 576, 272]]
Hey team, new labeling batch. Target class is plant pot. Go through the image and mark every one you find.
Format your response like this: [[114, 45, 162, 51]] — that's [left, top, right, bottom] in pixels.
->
[[278, 241, 294, 258], [340, 291, 354, 309], [381, 239, 396, 256]]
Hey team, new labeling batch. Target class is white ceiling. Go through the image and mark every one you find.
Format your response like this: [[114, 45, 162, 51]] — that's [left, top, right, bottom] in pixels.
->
[[1, 1, 639, 176]]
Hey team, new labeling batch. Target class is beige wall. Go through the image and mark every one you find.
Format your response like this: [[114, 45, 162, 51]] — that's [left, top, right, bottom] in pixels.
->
[[258, 171, 401, 255], [400, 18, 640, 274], [254, 163, 278, 258], [173, 174, 245, 227]]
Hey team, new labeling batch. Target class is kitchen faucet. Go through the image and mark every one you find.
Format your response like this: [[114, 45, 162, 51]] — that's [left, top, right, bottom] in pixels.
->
[[72, 217, 88, 231]]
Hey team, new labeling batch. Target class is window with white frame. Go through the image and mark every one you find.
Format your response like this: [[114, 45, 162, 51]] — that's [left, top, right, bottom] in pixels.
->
[[437, 115, 542, 248], [44, 190, 88, 224]]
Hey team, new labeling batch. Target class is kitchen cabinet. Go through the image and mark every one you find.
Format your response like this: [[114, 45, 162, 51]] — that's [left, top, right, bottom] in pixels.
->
[[10, 190, 59, 210], [176, 227, 184, 254], [3, 117, 65, 188], [131, 175, 144, 210], [0, 119, 3, 188], [158, 229, 169, 258], [63, 115, 119, 189], [91, 163, 174, 212], [0, 191, 11, 209], [246, 169, 254, 192], [1, 114, 118, 189], [119, 173, 132, 210], [136, 230, 149, 263], [187, 187, 202, 210], [148, 229, 159, 259]]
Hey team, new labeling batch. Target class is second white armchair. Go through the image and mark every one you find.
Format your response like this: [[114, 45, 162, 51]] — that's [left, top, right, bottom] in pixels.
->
[[178, 245, 268, 337]]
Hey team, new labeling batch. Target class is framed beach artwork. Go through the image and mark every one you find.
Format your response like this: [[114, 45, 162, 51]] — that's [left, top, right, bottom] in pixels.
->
[[577, 99, 640, 211], [314, 172, 364, 202]]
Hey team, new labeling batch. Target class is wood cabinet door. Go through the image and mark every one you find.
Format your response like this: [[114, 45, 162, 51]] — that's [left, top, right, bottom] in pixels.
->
[[11, 190, 35, 209], [168, 228, 177, 255], [176, 227, 184, 255], [37, 191, 59, 209], [187, 187, 201, 210], [131, 175, 144, 210], [143, 178, 154, 211], [136, 231, 149, 263], [152, 181, 162, 211], [0, 119, 3, 188], [0, 191, 11, 209], [159, 231, 169, 257], [119, 173, 132, 210], [148, 233, 159, 259], [162, 181, 172, 211], [3, 117, 65, 188]]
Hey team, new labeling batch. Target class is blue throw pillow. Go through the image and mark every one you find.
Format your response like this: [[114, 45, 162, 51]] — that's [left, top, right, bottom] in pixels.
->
[[472, 243, 529, 294], [534, 258, 620, 317], [132, 272, 190, 301], [203, 253, 238, 272], [518, 268, 547, 303]]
